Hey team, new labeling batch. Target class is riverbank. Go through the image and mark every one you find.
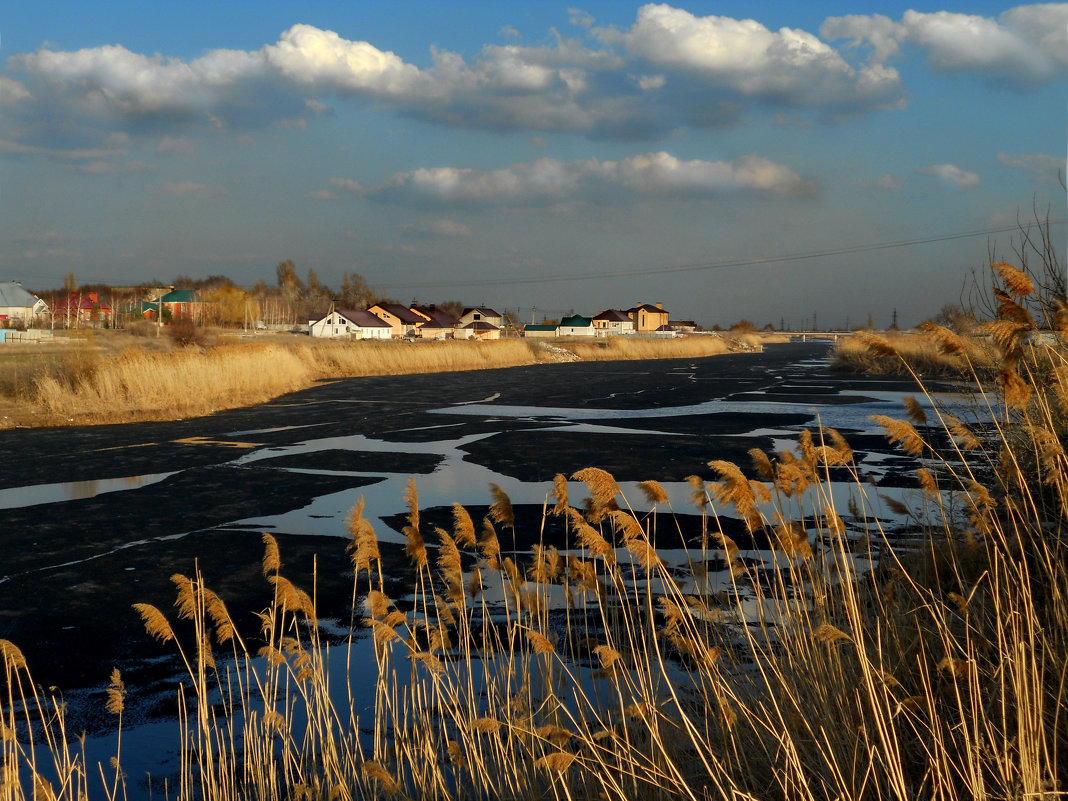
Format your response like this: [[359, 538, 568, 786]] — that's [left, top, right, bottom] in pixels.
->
[[0, 331, 772, 429]]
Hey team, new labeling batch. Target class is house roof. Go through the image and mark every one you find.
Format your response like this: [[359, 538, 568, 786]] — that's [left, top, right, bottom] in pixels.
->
[[370, 303, 423, 324], [524, 323, 558, 332], [593, 309, 631, 322], [559, 315, 593, 327], [332, 309, 392, 328], [411, 305, 459, 327], [627, 303, 668, 314], [0, 282, 45, 309], [463, 320, 500, 331], [159, 289, 205, 303], [462, 306, 501, 318]]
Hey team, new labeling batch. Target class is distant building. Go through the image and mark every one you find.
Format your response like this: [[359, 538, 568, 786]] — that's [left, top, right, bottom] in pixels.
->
[[159, 289, 210, 323], [557, 314, 595, 337], [368, 302, 424, 337], [458, 306, 503, 328], [523, 323, 558, 338], [627, 302, 669, 333], [309, 309, 392, 339], [0, 282, 49, 327], [592, 309, 635, 335], [411, 305, 460, 339]]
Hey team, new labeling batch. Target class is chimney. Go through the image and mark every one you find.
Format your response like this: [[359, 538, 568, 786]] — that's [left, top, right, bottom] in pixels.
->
[[656, 302, 662, 309]]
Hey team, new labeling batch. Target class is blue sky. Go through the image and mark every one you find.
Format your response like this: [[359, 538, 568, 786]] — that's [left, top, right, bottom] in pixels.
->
[[2, 2, 1064, 327]]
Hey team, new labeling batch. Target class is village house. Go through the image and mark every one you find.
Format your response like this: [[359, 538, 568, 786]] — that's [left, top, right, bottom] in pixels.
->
[[0, 282, 49, 327], [591, 309, 635, 335], [628, 302, 670, 333], [458, 306, 503, 328], [309, 308, 392, 339], [368, 302, 424, 337], [159, 288, 210, 323], [49, 290, 113, 328], [410, 305, 460, 339], [457, 306, 503, 340], [557, 314, 595, 337], [523, 323, 558, 338]]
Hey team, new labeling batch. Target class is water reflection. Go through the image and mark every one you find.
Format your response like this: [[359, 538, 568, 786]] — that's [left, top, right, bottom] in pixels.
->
[[0, 471, 177, 510]]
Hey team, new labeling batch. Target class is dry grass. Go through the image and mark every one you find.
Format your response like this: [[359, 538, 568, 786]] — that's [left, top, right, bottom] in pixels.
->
[[1, 333, 757, 428], [831, 329, 998, 375], [7, 277, 1064, 800]]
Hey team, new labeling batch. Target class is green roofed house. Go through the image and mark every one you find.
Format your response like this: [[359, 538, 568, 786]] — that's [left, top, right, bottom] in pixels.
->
[[523, 323, 558, 338], [557, 315, 595, 337], [159, 288, 210, 322]]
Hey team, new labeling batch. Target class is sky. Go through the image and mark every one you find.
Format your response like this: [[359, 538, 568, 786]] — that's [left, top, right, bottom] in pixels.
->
[[1, 1, 1065, 328]]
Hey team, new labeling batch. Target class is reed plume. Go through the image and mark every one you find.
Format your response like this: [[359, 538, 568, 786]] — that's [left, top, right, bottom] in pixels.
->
[[572, 467, 621, 512]]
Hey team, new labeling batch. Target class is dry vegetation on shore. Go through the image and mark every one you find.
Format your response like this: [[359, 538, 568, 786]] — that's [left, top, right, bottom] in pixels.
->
[[0, 333, 743, 429], [2, 260, 1065, 799]]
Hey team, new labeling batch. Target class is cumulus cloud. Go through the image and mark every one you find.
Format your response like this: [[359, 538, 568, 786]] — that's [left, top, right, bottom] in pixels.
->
[[998, 152, 1064, 182], [9, 4, 1056, 151], [374, 151, 814, 205], [600, 4, 904, 112], [919, 163, 980, 188], [823, 5, 1068, 87], [0, 77, 31, 104], [2, 9, 905, 148]]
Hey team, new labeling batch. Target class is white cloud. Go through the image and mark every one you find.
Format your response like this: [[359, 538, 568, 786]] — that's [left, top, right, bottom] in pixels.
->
[[329, 177, 364, 193], [3, 11, 907, 147], [919, 163, 980, 188], [13, 4, 1056, 150], [998, 152, 1064, 182], [375, 151, 814, 205], [876, 173, 903, 191], [401, 219, 474, 237], [164, 180, 213, 196], [823, 5, 1068, 87], [602, 5, 904, 112], [0, 77, 31, 104], [307, 189, 338, 200]]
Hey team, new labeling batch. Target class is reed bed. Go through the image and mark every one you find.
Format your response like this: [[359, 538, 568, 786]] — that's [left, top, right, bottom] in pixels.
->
[[8, 334, 753, 427], [565, 335, 731, 361], [4, 263, 1064, 799], [831, 329, 998, 375]]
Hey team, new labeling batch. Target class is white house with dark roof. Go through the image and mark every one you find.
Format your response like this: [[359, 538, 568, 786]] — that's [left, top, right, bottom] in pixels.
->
[[557, 314, 595, 337], [0, 282, 49, 327], [309, 309, 392, 339], [458, 306, 503, 328], [592, 309, 635, 335]]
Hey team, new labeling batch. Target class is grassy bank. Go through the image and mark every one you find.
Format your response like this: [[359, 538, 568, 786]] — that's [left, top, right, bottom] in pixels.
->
[[831, 329, 998, 375], [0, 333, 742, 429]]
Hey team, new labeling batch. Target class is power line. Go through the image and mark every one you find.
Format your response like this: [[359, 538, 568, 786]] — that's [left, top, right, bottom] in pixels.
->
[[378, 219, 1066, 291]]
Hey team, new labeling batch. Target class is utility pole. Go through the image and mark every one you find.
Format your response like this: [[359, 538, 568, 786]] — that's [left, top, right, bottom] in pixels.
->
[[891, 308, 898, 329]]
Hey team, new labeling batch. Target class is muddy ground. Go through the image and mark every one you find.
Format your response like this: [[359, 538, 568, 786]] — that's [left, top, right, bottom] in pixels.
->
[[0, 341, 927, 725]]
